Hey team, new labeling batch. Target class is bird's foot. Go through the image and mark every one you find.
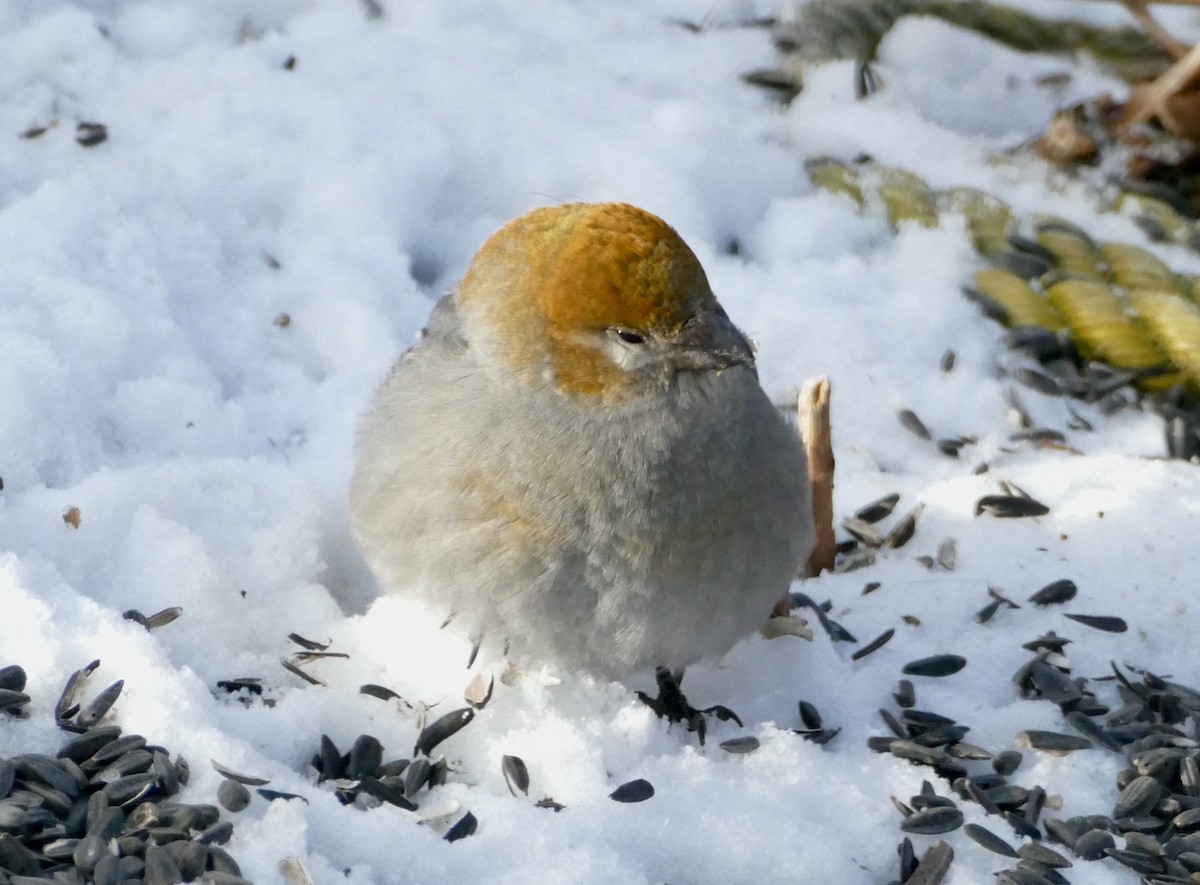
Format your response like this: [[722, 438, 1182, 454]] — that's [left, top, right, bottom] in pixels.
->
[[635, 667, 742, 746]]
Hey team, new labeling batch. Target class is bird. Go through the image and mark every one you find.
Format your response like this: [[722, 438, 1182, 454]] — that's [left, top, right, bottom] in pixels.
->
[[349, 202, 813, 683]]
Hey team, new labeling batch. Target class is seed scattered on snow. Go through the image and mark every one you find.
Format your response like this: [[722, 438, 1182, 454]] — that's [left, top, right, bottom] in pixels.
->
[[897, 408, 932, 440], [0, 665, 26, 693], [842, 517, 883, 547], [884, 505, 924, 549], [414, 708, 475, 757], [936, 436, 972, 458], [789, 592, 856, 642], [798, 701, 822, 730], [1021, 631, 1070, 653], [286, 633, 331, 651], [902, 655, 967, 677], [936, 538, 956, 570], [1010, 427, 1067, 446], [1172, 807, 1200, 830], [993, 750, 1023, 777], [217, 779, 251, 812], [609, 778, 654, 803], [291, 650, 350, 664], [75, 122, 107, 147], [946, 742, 991, 761], [976, 598, 1003, 624], [359, 683, 404, 703], [974, 493, 1050, 518], [345, 735, 383, 781], [464, 670, 494, 709], [964, 822, 1018, 857], [851, 628, 894, 661], [1103, 846, 1167, 874], [1015, 366, 1061, 396], [122, 607, 183, 630], [1113, 776, 1163, 819], [1016, 731, 1093, 754], [899, 806, 964, 834], [281, 659, 323, 686], [502, 755, 529, 796], [216, 678, 264, 696], [1063, 711, 1122, 753], [280, 856, 315, 885], [720, 736, 760, 755], [0, 688, 30, 718], [1028, 579, 1077, 606], [74, 680, 124, 731], [443, 811, 478, 842], [854, 492, 900, 524], [0, 660, 253, 881], [1063, 613, 1128, 633], [892, 680, 915, 709], [211, 760, 271, 786]]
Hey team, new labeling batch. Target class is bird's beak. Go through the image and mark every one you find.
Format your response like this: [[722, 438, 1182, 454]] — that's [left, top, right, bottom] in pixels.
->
[[671, 310, 755, 373]]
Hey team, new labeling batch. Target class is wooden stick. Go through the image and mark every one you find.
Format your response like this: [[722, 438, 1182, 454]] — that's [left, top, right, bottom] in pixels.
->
[[771, 376, 836, 618], [1121, 0, 1190, 58], [799, 377, 836, 578], [1121, 37, 1200, 129]]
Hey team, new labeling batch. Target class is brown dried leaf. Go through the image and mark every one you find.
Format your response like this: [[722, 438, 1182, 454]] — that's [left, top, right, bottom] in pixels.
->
[[1033, 110, 1097, 166]]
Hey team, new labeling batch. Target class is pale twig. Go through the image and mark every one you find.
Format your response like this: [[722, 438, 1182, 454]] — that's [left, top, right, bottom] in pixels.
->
[[1121, 38, 1200, 129], [1121, 0, 1190, 58], [799, 377, 836, 579]]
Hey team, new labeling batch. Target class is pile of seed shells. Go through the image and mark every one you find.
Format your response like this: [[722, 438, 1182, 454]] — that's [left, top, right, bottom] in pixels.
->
[[851, 542, 1200, 885], [771, 469, 1199, 885], [293, 673, 664, 844], [0, 660, 249, 884], [806, 157, 1200, 459], [306, 718, 479, 842]]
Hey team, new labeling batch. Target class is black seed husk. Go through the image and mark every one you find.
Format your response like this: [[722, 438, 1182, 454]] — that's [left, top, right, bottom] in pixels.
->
[[502, 755, 530, 796], [974, 494, 1050, 518], [609, 779, 654, 803], [217, 779, 251, 813], [210, 760, 270, 786], [718, 734, 761, 756], [1063, 614, 1128, 633], [902, 655, 966, 677], [964, 822, 1018, 857], [851, 629, 894, 661], [898, 409, 932, 440], [414, 708, 475, 757], [444, 811, 478, 842], [905, 839, 954, 885], [1016, 730, 1093, 753], [1028, 579, 1077, 606], [855, 493, 900, 524], [900, 806, 964, 834]]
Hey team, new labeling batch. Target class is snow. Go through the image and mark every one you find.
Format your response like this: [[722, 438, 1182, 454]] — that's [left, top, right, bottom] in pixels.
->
[[1, 1, 1199, 883]]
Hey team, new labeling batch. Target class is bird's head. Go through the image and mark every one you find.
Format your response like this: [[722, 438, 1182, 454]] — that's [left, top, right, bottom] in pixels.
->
[[456, 202, 755, 405]]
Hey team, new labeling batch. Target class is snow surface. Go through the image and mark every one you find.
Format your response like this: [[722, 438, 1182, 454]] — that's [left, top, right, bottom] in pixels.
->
[[2, 1, 1199, 883]]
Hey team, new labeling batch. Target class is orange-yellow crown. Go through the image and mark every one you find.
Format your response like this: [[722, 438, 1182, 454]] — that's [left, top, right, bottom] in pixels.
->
[[457, 203, 719, 398]]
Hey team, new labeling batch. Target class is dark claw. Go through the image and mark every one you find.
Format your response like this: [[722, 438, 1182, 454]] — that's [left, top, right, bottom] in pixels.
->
[[637, 668, 743, 746], [700, 705, 743, 728]]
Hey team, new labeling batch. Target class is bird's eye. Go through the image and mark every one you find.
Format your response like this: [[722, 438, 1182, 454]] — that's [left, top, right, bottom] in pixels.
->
[[615, 329, 646, 345]]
